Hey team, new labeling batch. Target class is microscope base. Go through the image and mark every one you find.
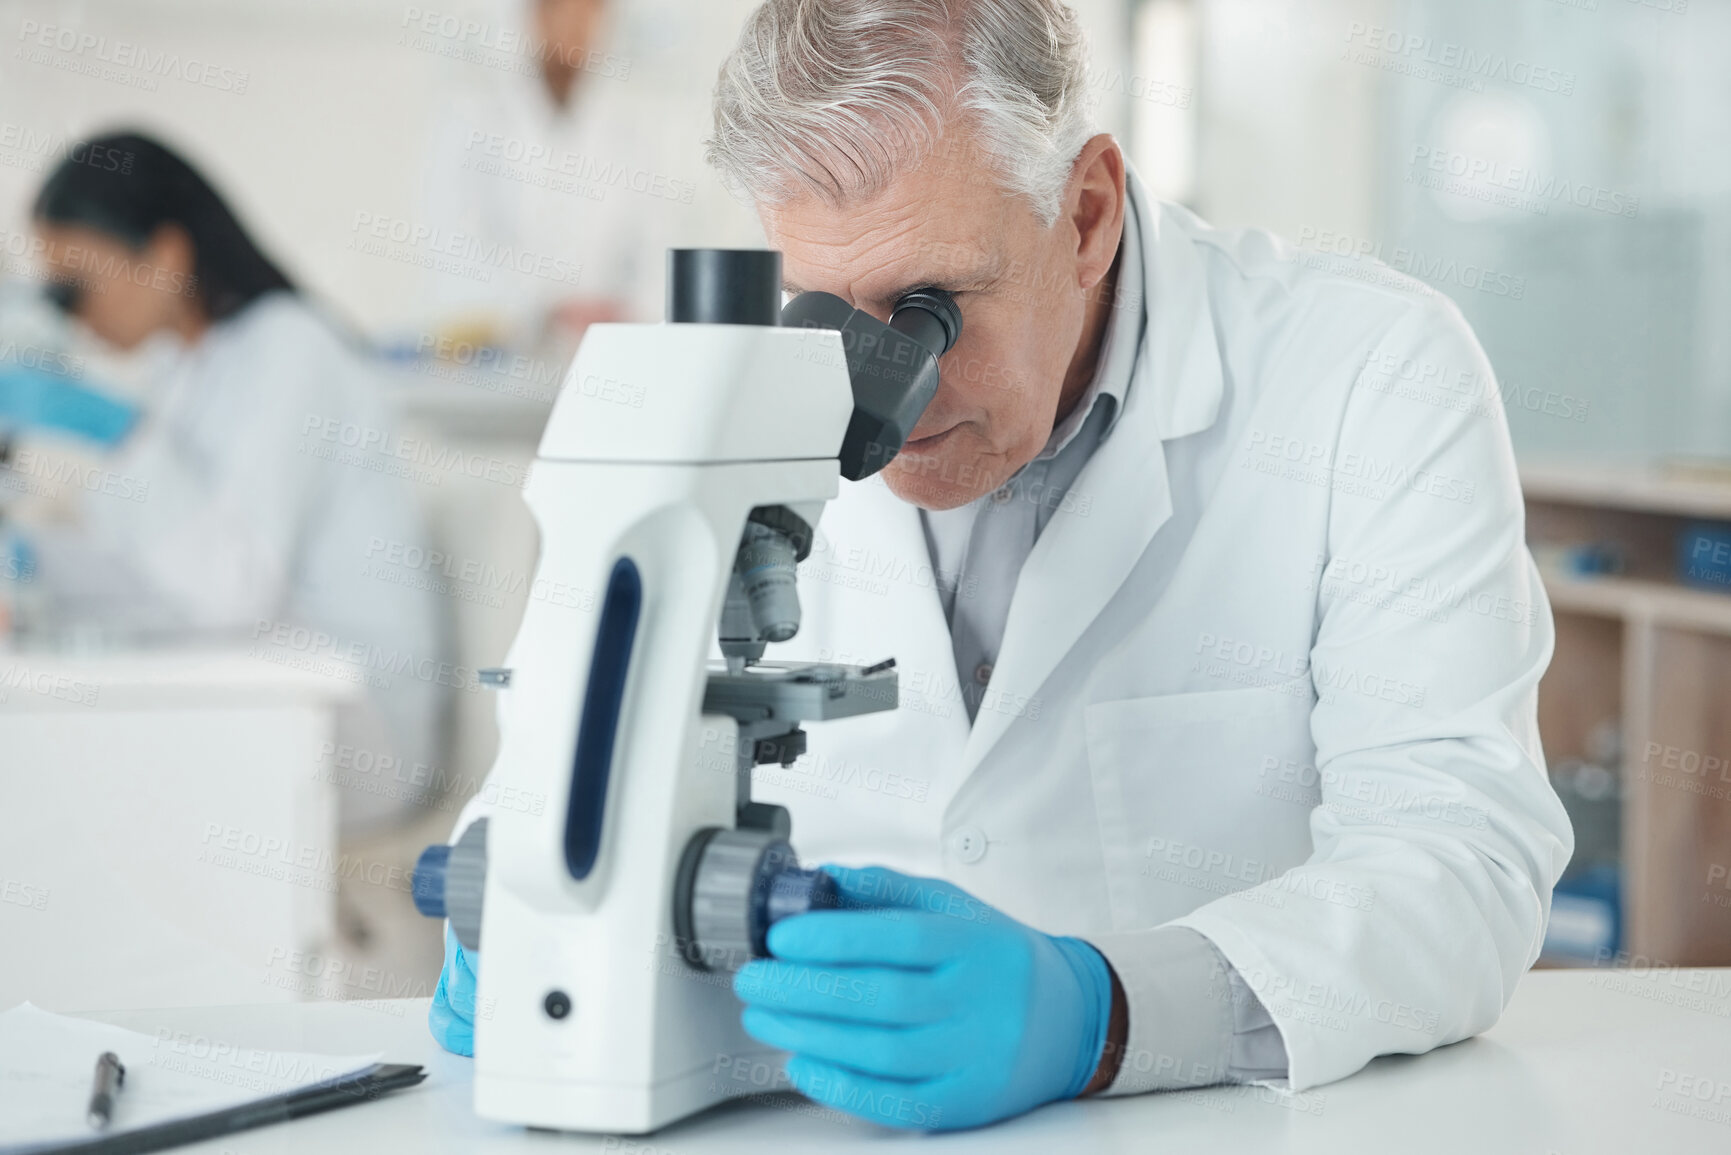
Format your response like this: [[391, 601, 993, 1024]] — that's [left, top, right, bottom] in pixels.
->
[[475, 1049, 790, 1134]]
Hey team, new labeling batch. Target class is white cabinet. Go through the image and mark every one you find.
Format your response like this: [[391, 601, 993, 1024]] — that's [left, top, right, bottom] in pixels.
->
[[0, 650, 356, 1011]]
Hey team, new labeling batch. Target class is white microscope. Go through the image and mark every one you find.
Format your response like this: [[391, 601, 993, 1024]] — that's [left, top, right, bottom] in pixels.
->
[[411, 250, 961, 1133]]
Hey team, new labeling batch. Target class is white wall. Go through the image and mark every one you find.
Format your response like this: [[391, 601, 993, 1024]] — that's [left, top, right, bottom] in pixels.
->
[[4, 0, 1134, 337], [1187, 0, 1389, 242], [1173, 0, 1731, 463], [1, 0, 769, 335]]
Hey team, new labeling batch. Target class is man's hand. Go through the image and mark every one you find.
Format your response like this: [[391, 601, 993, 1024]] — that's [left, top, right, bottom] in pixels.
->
[[732, 865, 1113, 1131], [428, 923, 479, 1056]]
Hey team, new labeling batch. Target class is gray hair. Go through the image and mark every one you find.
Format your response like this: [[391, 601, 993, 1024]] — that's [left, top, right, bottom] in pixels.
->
[[707, 0, 1095, 226]]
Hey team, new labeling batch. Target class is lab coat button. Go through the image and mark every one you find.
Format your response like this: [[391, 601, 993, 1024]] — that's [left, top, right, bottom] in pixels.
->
[[949, 825, 987, 864], [973, 662, 994, 685], [991, 486, 1014, 505]]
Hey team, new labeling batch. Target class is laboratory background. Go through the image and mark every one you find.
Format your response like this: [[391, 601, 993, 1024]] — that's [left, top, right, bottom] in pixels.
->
[[1, 0, 1728, 1062]]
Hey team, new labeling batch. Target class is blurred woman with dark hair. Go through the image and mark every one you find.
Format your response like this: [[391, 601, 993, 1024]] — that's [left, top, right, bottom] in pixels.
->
[[26, 130, 442, 831], [34, 131, 295, 334]]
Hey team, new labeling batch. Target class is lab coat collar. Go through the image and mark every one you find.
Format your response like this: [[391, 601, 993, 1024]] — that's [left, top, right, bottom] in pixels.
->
[[1037, 174, 1145, 460], [1127, 167, 1225, 441], [956, 164, 1226, 777]]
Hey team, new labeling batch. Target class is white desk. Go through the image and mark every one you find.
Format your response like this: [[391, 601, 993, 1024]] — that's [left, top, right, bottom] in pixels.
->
[[0, 647, 357, 1011], [84, 969, 1731, 1153]]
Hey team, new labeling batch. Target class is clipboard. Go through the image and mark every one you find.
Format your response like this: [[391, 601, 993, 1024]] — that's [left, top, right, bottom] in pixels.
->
[[25, 1062, 427, 1155]]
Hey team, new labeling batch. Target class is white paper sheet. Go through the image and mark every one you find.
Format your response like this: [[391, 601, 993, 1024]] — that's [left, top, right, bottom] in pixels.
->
[[0, 1002, 380, 1152]]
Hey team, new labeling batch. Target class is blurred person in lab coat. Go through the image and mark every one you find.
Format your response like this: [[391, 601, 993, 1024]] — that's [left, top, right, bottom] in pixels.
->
[[23, 131, 445, 832], [420, 0, 684, 356]]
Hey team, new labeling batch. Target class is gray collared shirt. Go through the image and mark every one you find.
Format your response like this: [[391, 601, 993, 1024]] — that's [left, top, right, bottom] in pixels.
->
[[917, 188, 1290, 1088], [920, 188, 1143, 723]]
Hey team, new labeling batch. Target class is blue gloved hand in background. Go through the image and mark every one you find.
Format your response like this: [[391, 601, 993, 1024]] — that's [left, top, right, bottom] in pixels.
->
[[0, 366, 137, 447], [429, 922, 479, 1056], [733, 865, 1113, 1131]]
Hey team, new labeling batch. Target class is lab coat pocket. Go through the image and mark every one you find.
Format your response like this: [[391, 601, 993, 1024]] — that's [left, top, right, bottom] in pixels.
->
[[1084, 677, 1319, 931]]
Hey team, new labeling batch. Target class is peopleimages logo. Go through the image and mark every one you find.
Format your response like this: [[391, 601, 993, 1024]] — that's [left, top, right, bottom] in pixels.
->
[[0, 122, 134, 174], [1, 227, 199, 300], [0, 338, 85, 379], [399, 7, 632, 81], [1295, 226, 1526, 301], [348, 212, 584, 286], [16, 20, 251, 93], [461, 131, 696, 205], [250, 618, 479, 692], [300, 414, 529, 488], [0, 448, 150, 505], [0, 663, 100, 706], [1343, 22, 1576, 96], [1408, 146, 1640, 219], [1241, 429, 1478, 505]]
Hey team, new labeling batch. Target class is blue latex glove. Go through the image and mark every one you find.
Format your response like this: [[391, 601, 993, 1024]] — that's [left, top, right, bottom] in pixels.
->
[[0, 367, 136, 447], [429, 923, 479, 1056], [733, 865, 1112, 1131]]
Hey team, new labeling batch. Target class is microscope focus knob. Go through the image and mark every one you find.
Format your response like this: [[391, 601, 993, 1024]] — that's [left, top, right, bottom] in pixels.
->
[[410, 818, 489, 951], [674, 827, 836, 973]]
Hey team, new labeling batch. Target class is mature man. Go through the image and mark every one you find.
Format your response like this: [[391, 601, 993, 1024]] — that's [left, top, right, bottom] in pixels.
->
[[432, 0, 1572, 1131]]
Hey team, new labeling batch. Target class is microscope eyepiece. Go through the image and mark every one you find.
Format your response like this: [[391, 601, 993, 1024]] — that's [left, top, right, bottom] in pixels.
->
[[667, 249, 782, 326], [781, 285, 961, 480], [889, 287, 962, 359]]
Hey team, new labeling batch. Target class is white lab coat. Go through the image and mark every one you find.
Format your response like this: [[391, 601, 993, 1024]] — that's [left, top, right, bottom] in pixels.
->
[[420, 64, 689, 340], [454, 180, 1572, 1092], [756, 185, 1574, 1092], [28, 293, 444, 826]]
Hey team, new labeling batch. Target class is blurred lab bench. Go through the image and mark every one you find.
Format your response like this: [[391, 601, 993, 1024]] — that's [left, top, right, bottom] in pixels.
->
[[0, 646, 358, 1012], [79, 968, 1731, 1153]]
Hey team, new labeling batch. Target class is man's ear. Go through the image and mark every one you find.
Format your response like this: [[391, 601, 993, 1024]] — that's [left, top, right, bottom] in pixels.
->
[[1063, 134, 1126, 293]]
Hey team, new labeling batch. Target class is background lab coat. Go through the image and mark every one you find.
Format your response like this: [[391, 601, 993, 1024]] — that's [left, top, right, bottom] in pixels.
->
[[759, 184, 1574, 1092], [27, 292, 443, 828], [420, 64, 678, 341]]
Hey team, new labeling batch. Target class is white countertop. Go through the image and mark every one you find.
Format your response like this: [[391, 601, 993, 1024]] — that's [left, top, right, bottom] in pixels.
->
[[81, 968, 1731, 1154], [0, 644, 363, 710]]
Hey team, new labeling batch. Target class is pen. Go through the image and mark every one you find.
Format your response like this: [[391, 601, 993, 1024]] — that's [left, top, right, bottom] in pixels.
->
[[87, 1050, 125, 1130]]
